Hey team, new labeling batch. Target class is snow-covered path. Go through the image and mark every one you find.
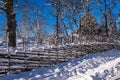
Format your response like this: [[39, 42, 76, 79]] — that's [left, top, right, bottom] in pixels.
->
[[67, 57, 120, 80], [0, 49, 120, 80]]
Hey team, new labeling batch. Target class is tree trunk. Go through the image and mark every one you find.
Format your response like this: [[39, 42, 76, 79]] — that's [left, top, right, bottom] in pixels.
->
[[56, 3, 59, 46], [4, 0, 17, 47], [104, 0, 109, 37]]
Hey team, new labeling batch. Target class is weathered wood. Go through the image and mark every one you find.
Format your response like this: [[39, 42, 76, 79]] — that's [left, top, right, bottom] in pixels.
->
[[0, 43, 118, 75]]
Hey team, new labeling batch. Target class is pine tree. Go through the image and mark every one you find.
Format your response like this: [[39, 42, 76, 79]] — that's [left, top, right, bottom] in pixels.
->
[[81, 13, 98, 36], [78, 0, 98, 40]]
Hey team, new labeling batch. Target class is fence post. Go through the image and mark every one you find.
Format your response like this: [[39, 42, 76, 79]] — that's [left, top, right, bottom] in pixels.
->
[[7, 32, 11, 73], [8, 52, 11, 73], [63, 47, 66, 61], [53, 48, 59, 63], [24, 52, 27, 70], [48, 50, 51, 65], [46, 49, 52, 66], [38, 51, 41, 67]]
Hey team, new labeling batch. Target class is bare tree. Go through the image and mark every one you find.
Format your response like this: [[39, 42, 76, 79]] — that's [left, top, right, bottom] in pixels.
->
[[16, 1, 45, 49], [61, 0, 83, 42], [47, 0, 63, 45], [96, 0, 120, 38]]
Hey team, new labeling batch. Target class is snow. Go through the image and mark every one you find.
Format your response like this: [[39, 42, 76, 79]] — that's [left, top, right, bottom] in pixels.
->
[[0, 36, 118, 54], [110, 71, 120, 80], [0, 49, 120, 80]]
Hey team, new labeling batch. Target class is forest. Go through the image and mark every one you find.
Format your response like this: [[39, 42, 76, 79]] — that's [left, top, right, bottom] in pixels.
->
[[0, 0, 120, 49]]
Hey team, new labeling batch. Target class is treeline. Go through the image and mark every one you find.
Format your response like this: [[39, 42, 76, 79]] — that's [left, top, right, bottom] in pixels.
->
[[0, 0, 120, 47]]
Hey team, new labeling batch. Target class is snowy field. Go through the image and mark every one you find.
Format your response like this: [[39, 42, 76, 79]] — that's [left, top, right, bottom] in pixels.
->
[[0, 49, 120, 80], [0, 38, 119, 53]]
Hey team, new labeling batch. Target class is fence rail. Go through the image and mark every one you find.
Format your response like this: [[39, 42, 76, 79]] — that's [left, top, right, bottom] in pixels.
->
[[0, 43, 119, 76]]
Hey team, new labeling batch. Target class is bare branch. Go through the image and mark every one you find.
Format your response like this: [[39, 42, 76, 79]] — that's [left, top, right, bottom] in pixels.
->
[[0, 5, 6, 11]]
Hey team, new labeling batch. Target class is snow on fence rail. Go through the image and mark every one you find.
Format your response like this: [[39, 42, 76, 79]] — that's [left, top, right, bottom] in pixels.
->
[[0, 43, 119, 76]]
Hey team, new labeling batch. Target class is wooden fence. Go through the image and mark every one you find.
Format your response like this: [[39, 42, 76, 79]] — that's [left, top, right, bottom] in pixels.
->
[[0, 43, 119, 76]]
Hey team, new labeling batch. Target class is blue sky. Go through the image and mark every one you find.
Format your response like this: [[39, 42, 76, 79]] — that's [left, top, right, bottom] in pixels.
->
[[0, 0, 120, 36]]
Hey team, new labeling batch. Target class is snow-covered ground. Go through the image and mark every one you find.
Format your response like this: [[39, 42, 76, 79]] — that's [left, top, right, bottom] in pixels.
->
[[0, 37, 118, 53], [0, 49, 120, 80]]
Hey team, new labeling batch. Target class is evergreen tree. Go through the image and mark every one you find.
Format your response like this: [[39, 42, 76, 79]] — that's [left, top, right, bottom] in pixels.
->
[[81, 13, 98, 36]]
